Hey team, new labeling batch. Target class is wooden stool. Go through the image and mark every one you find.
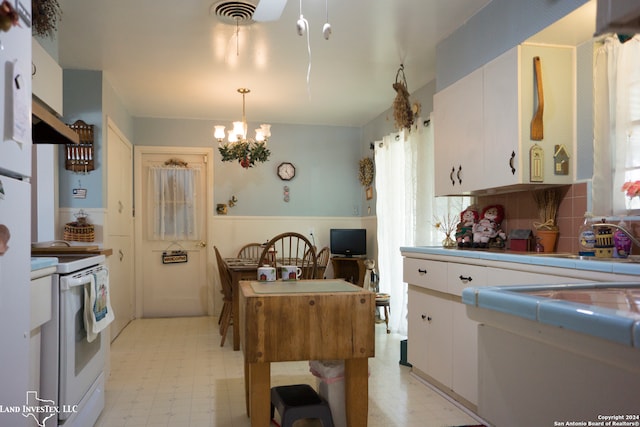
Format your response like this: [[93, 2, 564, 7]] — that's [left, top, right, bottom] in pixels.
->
[[270, 384, 334, 427], [376, 293, 390, 333]]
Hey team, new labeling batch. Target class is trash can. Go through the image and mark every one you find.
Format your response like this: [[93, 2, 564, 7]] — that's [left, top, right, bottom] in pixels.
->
[[309, 360, 346, 427]]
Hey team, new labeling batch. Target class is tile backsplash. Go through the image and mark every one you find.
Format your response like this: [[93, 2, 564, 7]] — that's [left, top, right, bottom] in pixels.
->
[[477, 183, 587, 253]]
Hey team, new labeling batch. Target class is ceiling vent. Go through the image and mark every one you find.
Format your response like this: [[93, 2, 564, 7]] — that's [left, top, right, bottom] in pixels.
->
[[211, 1, 257, 25]]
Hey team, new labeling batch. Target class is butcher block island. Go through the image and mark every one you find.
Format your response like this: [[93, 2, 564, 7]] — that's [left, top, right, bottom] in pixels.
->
[[239, 279, 375, 427]]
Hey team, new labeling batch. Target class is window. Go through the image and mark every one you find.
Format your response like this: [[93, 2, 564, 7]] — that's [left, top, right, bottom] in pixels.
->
[[593, 35, 640, 215]]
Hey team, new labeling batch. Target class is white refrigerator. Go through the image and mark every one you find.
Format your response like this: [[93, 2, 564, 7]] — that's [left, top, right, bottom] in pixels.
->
[[0, 2, 33, 426]]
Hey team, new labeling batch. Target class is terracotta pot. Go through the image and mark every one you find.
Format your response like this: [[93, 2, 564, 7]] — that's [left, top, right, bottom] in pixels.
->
[[536, 229, 559, 253]]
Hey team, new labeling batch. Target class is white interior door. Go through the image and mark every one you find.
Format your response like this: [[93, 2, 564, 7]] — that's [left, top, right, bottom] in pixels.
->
[[134, 147, 213, 318]]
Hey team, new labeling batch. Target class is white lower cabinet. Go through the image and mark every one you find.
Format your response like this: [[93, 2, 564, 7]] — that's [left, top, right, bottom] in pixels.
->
[[404, 253, 604, 411], [407, 288, 453, 388]]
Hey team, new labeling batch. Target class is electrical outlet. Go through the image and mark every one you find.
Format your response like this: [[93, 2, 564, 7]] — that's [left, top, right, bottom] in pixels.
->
[[308, 227, 315, 237]]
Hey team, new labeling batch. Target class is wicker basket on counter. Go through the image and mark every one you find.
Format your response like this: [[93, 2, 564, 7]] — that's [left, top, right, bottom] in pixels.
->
[[63, 210, 95, 242]]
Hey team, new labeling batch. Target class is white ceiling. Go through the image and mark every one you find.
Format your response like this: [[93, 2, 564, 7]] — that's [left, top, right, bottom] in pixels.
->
[[56, 0, 493, 127]]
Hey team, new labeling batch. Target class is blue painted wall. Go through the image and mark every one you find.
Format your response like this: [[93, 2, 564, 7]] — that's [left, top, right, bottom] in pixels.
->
[[59, 70, 103, 208], [134, 118, 363, 217], [435, 0, 589, 91]]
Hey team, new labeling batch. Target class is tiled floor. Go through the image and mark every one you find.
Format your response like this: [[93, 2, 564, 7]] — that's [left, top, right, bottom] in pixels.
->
[[95, 317, 480, 427]]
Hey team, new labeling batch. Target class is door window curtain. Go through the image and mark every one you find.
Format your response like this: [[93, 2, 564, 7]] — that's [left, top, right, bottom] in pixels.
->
[[148, 166, 201, 240], [593, 35, 640, 215], [375, 120, 470, 335]]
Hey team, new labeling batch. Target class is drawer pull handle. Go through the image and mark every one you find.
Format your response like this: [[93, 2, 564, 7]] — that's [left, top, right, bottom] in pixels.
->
[[418, 268, 427, 275], [459, 275, 473, 282]]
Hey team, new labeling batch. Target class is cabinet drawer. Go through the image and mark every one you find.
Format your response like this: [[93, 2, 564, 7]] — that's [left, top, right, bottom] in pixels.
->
[[403, 258, 447, 293], [447, 263, 487, 296]]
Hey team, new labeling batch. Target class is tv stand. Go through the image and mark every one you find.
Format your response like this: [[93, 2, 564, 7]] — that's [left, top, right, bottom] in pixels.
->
[[331, 257, 367, 288]]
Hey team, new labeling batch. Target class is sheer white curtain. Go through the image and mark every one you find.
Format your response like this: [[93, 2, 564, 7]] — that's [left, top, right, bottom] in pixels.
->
[[593, 35, 640, 215], [375, 121, 470, 335], [148, 166, 201, 240]]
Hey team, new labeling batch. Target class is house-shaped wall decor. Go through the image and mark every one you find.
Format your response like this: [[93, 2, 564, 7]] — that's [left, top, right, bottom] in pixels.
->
[[554, 144, 570, 175]]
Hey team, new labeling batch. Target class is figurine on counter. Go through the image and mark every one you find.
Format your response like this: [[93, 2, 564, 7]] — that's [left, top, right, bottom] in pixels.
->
[[455, 206, 479, 248], [473, 204, 507, 248]]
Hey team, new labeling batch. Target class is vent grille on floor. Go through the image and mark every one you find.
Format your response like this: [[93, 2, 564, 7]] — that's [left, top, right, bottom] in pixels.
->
[[211, 0, 256, 25]]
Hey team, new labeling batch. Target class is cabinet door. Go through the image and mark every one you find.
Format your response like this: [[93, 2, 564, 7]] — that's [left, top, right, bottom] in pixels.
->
[[452, 301, 478, 405], [407, 287, 453, 388], [106, 235, 134, 341], [32, 39, 63, 115], [106, 122, 133, 236], [434, 68, 484, 195], [483, 46, 521, 188]]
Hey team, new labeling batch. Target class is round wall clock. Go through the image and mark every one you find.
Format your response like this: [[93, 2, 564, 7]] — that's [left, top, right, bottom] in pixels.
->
[[277, 162, 296, 181]]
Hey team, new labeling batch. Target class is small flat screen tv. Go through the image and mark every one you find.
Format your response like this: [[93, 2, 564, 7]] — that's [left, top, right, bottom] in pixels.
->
[[330, 228, 366, 257]]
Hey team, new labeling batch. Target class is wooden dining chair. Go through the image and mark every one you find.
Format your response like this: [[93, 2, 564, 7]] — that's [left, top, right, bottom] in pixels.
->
[[258, 232, 318, 279], [214, 246, 233, 346], [237, 242, 263, 260], [315, 246, 330, 279]]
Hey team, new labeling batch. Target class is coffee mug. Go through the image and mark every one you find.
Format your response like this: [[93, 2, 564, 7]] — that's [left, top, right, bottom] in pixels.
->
[[281, 265, 302, 281], [257, 266, 276, 282]]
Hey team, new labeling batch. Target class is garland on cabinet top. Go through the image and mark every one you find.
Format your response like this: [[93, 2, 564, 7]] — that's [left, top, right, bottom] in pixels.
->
[[32, 0, 61, 38]]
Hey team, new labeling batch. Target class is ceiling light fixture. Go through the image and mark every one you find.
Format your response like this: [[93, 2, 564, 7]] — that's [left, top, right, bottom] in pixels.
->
[[216, 88, 271, 168]]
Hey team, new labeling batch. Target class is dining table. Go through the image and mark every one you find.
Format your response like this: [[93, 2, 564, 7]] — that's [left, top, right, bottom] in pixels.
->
[[239, 279, 375, 427], [224, 257, 259, 351]]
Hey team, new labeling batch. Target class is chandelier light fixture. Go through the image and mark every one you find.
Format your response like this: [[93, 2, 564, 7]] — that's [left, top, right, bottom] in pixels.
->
[[215, 88, 271, 168]]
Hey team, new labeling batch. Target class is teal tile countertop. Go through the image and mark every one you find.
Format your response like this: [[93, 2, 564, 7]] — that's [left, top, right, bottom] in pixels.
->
[[462, 282, 640, 348], [30, 257, 58, 271], [400, 246, 640, 275]]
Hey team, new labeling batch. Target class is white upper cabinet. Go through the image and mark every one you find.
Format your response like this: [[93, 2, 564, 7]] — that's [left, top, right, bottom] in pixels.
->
[[32, 39, 63, 115], [434, 43, 575, 196], [434, 67, 484, 195]]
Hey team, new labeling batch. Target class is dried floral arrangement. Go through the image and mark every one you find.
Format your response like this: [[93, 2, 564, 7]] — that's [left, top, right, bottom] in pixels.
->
[[433, 213, 460, 238], [392, 64, 414, 131], [532, 188, 562, 231], [32, 0, 61, 39], [358, 157, 374, 187]]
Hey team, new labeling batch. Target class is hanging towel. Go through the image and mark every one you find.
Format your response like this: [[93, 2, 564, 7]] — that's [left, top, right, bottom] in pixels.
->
[[83, 267, 114, 342]]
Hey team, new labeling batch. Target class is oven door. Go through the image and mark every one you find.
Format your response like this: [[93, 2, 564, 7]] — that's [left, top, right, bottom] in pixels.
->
[[58, 269, 106, 421]]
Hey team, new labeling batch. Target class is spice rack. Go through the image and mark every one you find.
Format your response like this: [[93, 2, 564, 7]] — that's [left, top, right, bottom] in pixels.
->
[[65, 120, 95, 173]]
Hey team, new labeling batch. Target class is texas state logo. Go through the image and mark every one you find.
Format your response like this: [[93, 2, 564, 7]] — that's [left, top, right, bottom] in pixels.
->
[[0, 391, 78, 427]]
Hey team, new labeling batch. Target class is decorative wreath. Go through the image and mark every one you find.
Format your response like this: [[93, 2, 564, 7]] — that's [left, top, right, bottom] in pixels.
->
[[359, 157, 374, 187]]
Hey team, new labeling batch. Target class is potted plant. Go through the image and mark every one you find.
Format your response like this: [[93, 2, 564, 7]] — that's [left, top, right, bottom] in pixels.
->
[[532, 188, 562, 252]]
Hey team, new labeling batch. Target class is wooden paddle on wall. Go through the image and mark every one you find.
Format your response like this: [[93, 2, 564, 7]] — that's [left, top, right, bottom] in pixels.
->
[[530, 56, 544, 141]]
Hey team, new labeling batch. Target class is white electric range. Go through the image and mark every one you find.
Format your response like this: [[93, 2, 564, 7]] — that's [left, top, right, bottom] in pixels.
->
[[37, 254, 108, 427]]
